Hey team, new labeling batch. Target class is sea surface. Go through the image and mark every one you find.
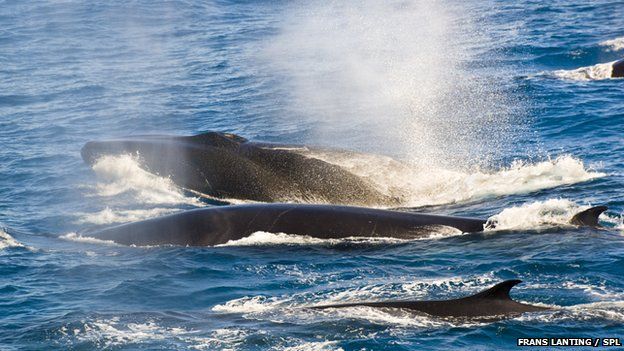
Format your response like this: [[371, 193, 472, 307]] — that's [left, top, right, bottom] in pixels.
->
[[1, 1, 624, 350]]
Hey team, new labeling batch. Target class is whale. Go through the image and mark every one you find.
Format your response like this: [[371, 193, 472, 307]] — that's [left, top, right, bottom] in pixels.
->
[[612, 58, 624, 78], [81, 203, 607, 247], [81, 132, 399, 206], [311, 280, 549, 320]]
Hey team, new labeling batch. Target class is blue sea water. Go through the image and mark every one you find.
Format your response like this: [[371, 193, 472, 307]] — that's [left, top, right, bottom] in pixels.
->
[[1, 0, 624, 350]]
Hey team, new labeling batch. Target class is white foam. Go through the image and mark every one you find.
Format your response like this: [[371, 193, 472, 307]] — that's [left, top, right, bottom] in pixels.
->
[[60, 232, 120, 246], [600, 37, 624, 51], [89, 154, 203, 206], [216, 231, 414, 247], [486, 199, 606, 231], [75, 207, 178, 225], [517, 301, 624, 324], [63, 318, 213, 349], [305, 151, 604, 207], [553, 61, 616, 81], [281, 341, 343, 351], [0, 228, 23, 250]]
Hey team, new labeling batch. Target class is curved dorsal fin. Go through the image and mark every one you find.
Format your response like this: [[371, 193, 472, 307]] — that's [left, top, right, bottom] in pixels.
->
[[570, 206, 607, 227], [467, 280, 522, 300]]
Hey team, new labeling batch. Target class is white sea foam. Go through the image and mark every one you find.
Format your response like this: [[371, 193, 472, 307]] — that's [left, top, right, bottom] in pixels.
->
[[62, 317, 207, 349], [486, 199, 606, 231], [553, 61, 616, 81], [63, 317, 341, 351], [0, 228, 23, 250], [217, 231, 413, 247], [600, 37, 624, 51], [60, 232, 119, 246], [89, 154, 203, 206], [75, 207, 178, 225], [305, 151, 604, 207], [517, 301, 624, 324], [281, 341, 343, 351]]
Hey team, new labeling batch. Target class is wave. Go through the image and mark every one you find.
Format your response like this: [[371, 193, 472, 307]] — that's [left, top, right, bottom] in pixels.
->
[[485, 199, 608, 231], [305, 151, 604, 207], [600, 37, 624, 51], [75, 207, 179, 225], [89, 154, 204, 206], [553, 61, 616, 81], [0, 227, 23, 250]]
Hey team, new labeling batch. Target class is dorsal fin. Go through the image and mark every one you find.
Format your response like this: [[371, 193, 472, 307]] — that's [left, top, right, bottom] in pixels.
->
[[570, 206, 607, 227], [466, 280, 522, 300], [181, 131, 247, 147]]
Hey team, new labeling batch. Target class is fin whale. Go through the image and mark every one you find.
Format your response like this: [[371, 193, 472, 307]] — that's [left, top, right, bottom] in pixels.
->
[[81, 132, 399, 206], [311, 280, 549, 319], [82, 204, 607, 247], [613, 58, 624, 78]]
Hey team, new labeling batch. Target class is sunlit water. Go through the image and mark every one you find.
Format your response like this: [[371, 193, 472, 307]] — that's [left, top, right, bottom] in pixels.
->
[[1, 1, 624, 350]]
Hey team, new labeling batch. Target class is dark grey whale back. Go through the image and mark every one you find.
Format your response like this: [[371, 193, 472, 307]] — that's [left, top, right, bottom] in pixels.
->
[[312, 280, 549, 319], [84, 203, 487, 246], [81, 132, 399, 206]]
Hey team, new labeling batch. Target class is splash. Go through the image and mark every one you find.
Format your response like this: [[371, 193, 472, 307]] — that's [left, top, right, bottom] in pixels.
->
[[485, 199, 604, 231], [600, 37, 624, 51], [260, 0, 521, 169], [553, 61, 616, 81], [89, 154, 203, 206], [304, 151, 604, 207], [0, 227, 23, 250]]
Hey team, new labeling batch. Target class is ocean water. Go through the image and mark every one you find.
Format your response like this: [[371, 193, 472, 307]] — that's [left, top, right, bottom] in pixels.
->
[[1, 0, 624, 350]]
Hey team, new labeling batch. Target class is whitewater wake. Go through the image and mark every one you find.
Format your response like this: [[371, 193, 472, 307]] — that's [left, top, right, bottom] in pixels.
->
[[600, 37, 624, 52], [304, 151, 604, 208], [553, 61, 617, 81], [0, 227, 23, 250], [485, 199, 611, 231]]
